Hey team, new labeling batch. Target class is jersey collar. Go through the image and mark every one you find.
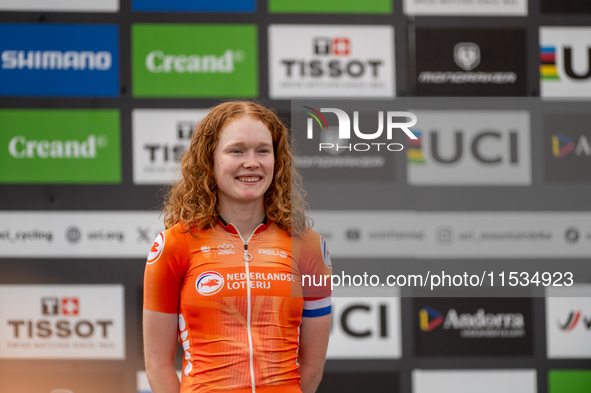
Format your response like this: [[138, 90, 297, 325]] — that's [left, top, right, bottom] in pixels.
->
[[217, 216, 270, 235]]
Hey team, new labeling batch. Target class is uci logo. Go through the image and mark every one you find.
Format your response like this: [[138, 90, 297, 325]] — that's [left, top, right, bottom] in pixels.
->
[[147, 232, 165, 265], [195, 271, 224, 296]]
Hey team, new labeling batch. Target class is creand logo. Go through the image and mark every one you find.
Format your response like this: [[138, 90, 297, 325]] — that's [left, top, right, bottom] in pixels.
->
[[302, 106, 417, 153], [145, 49, 244, 74], [195, 271, 224, 296], [1, 50, 112, 71], [7, 134, 108, 159]]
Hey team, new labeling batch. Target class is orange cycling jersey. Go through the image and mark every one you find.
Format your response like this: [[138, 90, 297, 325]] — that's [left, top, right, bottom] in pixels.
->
[[144, 217, 332, 393]]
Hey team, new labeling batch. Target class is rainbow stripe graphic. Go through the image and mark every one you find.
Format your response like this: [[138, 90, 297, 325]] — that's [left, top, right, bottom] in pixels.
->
[[302, 106, 328, 130], [552, 133, 574, 158], [540, 46, 560, 81], [407, 130, 425, 164]]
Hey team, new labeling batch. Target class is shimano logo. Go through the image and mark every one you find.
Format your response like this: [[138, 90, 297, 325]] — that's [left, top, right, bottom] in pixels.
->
[[1, 50, 112, 71], [145, 50, 243, 74]]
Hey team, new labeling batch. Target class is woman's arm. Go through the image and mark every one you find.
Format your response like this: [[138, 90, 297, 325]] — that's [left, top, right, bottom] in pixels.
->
[[143, 309, 181, 393], [298, 314, 331, 393]]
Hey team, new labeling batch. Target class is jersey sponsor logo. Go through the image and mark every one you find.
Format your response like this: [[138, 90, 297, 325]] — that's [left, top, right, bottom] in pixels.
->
[[195, 271, 224, 296], [146, 233, 165, 264], [321, 236, 332, 269], [258, 249, 288, 258], [217, 243, 235, 255]]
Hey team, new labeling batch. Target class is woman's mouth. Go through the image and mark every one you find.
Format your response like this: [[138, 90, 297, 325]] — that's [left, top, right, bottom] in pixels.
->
[[237, 176, 262, 182]]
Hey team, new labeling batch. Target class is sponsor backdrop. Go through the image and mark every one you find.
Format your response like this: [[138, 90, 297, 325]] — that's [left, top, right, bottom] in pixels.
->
[[1, 1, 590, 393]]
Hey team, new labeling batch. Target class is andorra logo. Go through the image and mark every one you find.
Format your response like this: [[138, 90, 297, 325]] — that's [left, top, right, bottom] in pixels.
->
[[147, 232, 165, 265], [195, 271, 224, 296], [419, 306, 444, 332]]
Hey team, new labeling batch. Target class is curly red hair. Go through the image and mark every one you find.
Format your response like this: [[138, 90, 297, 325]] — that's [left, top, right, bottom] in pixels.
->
[[162, 101, 309, 235]]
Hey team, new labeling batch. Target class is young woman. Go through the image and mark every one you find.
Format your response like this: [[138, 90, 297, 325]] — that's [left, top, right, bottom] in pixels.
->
[[143, 101, 332, 393]]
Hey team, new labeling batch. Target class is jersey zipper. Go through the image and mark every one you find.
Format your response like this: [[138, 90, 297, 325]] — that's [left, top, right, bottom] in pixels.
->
[[234, 224, 264, 393]]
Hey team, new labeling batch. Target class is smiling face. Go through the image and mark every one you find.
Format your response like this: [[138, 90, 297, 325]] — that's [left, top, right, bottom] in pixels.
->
[[213, 115, 275, 210]]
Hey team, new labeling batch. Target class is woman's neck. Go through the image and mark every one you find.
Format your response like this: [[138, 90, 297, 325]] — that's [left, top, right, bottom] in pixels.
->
[[218, 199, 266, 239]]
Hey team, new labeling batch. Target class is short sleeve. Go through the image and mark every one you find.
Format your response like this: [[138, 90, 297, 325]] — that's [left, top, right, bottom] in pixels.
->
[[143, 226, 190, 314], [300, 231, 332, 318]]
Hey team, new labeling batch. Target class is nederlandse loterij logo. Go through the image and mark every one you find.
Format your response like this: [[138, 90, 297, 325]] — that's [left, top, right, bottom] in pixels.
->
[[552, 133, 590, 158], [195, 271, 224, 296], [419, 306, 444, 332], [0, 24, 119, 97], [558, 310, 591, 332], [302, 106, 417, 153], [132, 24, 258, 98], [0, 109, 121, 184], [147, 233, 165, 264]]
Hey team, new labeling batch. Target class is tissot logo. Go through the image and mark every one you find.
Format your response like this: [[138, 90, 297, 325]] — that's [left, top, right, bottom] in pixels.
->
[[0, 285, 125, 359], [42, 297, 79, 316], [407, 111, 531, 186], [269, 25, 395, 98], [314, 37, 350, 56], [540, 27, 591, 97], [132, 109, 208, 185], [414, 28, 526, 96]]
